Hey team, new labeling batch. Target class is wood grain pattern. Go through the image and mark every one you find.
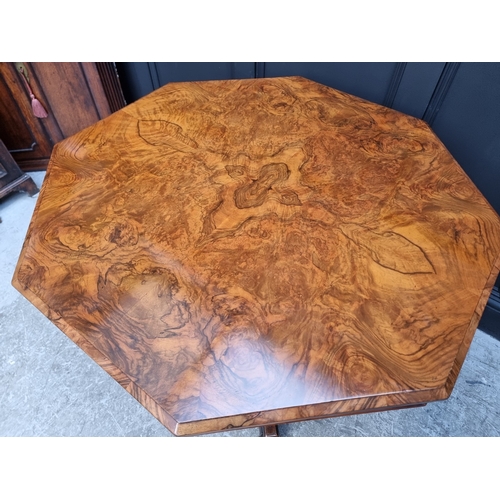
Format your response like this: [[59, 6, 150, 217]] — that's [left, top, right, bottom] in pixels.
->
[[12, 76, 500, 436]]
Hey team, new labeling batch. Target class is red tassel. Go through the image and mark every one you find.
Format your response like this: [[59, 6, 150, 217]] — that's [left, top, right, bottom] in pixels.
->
[[19, 69, 48, 119], [30, 94, 48, 118]]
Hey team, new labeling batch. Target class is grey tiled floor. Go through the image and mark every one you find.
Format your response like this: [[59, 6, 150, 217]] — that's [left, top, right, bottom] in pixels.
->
[[1, 172, 499, 437]]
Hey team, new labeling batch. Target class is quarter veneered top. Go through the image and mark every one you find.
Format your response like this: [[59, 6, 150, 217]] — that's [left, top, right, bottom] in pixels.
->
[[13, 77, 500, 435]]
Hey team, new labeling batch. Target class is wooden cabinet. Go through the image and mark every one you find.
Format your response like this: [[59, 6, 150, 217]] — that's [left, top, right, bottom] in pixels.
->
[[0, 139, 38, 199], [0, 62, 125, 171]]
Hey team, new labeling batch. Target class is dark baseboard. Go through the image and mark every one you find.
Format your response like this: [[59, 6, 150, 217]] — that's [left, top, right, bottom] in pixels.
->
[[478, 286, 500, 342]]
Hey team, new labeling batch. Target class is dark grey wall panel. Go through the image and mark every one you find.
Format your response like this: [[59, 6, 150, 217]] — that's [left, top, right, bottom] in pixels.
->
[[479, 287, 500, 341], [115, 62, 156, 104], [392, 63, 446, 118], [154, 63, 255, 86], [116, 62, 255, 102], [430, 63, 500, 216], [262, 62, 399, 104], [422, 63, 461, 125]]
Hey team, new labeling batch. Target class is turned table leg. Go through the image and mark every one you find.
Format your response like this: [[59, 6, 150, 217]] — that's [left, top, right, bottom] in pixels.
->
[[16, 174, 40, 196], [261, 425, 279, 437]]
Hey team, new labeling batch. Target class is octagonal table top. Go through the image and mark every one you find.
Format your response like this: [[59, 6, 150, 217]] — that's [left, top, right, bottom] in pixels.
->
[[13, 76, 500, 435]]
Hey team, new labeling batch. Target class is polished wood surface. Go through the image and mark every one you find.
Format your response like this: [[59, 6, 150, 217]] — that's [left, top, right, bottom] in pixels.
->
[[13, 77, 500, 436]]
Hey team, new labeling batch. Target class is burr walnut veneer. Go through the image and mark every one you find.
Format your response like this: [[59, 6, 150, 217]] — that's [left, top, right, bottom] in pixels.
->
[[12, 77, 500, 436]]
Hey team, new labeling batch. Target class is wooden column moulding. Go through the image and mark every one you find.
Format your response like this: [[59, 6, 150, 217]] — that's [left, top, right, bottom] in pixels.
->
[[12, 77, 500, 436], [94, 63, 128, 113]]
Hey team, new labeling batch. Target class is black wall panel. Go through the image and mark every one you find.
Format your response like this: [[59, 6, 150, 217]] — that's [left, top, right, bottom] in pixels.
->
[[391, 63, 446, 118], [430, 63, 500, 216], [263, 62, 398, 105], [116, 62, 254, 103], [154, 62, 254, 86]]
